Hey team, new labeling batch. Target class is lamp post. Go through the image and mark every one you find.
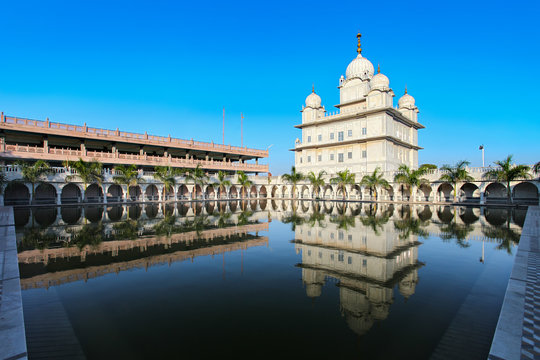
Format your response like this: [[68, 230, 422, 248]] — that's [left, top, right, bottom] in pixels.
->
[[266, 144, 274, 176], [479, 145, 485, 167]]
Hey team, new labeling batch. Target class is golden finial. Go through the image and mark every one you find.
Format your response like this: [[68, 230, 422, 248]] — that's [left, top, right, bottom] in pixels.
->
[[357, 32, 362, 54], [377, 64, 380, 74], [312, 84, 315, 93], [405, 85, 408, 94]]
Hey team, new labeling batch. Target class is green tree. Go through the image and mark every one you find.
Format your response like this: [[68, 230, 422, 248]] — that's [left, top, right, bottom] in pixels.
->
[[306, 170, 326, 199], [533, 161, 540, 175], [393, 164, 430, 202], [113, 164, 144, 200], [185, 165, 208, 187], [16, 160, 52, 202], [439, 160, 474, 203], [330, 170, 355, 200], [153, 166, 178, 198], [213, 170, 231, 199], [64, 158, 103, 193], [236, 171, 253, 199], [483, 155, 531, 204], [360, 167, 389, 201], [281, 166, 304, 199]]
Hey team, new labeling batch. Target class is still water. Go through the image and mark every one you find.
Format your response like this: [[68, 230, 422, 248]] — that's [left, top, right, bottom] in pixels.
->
[[17, 201, 524, 359]]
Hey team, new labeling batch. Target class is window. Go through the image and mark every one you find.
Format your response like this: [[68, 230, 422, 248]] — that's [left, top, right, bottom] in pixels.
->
[[338, 131, 344, 141], [318, 155, 322, 162], [331, 232, 335, 239], [331, 254, 335, 260], [330, 154, 335, 161], [330, 133, 334, 140], [308, 250, 311, 256], [338, 252, 344, 262], [348, 234, 352, 241], [318, 252, 322, 259], [362, 259, 367, 267], [307, 136, 311, 143], [362, 235, 367, 244], [348, 257, 352, 265], [307, 156, 311, 163], [307, 230, 311, 236], [338, 231, 344, 240], [362, 150, 367, 158], [362, 127, 367, 135], [348, 130, 352, 137], [318, 231, 322, 237], [300, 157, 303, 163], [338, 153, 344, 162], [348, 152, 352, 159], [318, 134, 322, 141]]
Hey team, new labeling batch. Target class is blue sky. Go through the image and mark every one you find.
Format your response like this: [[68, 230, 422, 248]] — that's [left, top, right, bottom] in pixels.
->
[[1, 0, 538, 174]]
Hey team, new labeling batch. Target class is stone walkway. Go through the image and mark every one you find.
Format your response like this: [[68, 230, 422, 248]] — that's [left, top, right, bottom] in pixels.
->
[[0, 206, 27, 360], [489, 206, 540, 360]]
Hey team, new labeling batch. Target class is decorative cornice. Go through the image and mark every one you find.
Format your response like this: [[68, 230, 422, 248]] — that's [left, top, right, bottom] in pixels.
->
[[290, 135, 423, 152]]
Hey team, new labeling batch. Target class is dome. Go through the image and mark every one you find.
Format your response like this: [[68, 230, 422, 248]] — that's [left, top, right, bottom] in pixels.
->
[[370, 71, 389, 91], [398, 89, 415, 108], [305, 88, 322, 108], [346, 54, 374, 81]]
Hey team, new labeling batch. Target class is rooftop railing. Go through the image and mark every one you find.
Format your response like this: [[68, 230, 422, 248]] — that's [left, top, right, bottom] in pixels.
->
[[0, 114, 269, 158]]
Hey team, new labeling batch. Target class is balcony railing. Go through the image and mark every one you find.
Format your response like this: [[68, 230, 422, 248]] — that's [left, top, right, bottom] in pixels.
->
[[0, 115, 268, 158]]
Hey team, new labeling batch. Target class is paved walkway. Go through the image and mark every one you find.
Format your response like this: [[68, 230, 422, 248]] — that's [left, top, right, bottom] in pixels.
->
[[489, 206, 540, 359], [0, 206, 27, 360]]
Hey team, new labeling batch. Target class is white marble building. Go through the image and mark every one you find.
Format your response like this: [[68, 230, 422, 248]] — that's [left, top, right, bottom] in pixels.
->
[[293, 33, 425, 176]]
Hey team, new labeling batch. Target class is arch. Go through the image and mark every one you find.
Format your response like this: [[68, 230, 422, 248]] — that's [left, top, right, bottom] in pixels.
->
[[300, 185, 310, 199], [205, 201, 215, 214], [250, 199, 257, 211], [164, 203, 175, 216], [322, 185, 333, 199], [383, 185, 394, 201], [107, 206, 124, 222], [216, 185, 227, 199], [437, 183, 453, 202], [459, 207, 479, 224], [194, 202, 203, 215], [484, 208, 508, 227], [259, 199, 267, 210], [128, 185, 141, 201], [512, 182, 539, 204], [61, 206, 82, 224], [205, 185, 216, 200], [85, 184, 104, 203], [397, 184, 411, 201], [271, 185, 279, 198], [259, 186, 268, 198], [128, 205, 141, 220], [107, 184, 123, 202], [193, 185, 202, 200], [34, 183, 56, 204], [178, 184, 190, 200], [178, 203, 190, 216], [163, 185, 175, 201], [271, 199, 278, 211], [229, 186, 238, 199], [281, 185, 289, 198], [418, 184, 431, 201], [513, 208, 527, 227], [250, 185, 257, 198], [146, 204, 159, 218], [417, 205, 432, 221], [33, 207, 57, 227], [437, 206, 454, 224], [4, 183, 30, 205], [145, 184, 159, 201], [84, 206, 104, 223], [61, 183, 81, 204], [461, 183, 480, 203], [351, 184, 361, 200], [229, 200, 238, 212], [485, 182, 506, 204]]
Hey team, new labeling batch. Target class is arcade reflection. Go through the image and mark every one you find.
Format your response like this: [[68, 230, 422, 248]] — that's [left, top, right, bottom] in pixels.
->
[[17, 200, 524, 343]]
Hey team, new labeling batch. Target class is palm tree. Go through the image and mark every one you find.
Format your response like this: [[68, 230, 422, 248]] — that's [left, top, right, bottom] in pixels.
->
[[16, 160, 52, 202], [533, 161, 540, 175], [393, 164, 429, 202], [113, 164, 144, 201], [330, 170, 355, 200], [307, 170, 326, 199], [64, 158, 103, 195], [483, 155, 531, 204], [360, 167, 389, 201], [281, 166, 304, 199], [213, 170, 231, 199], [185, 165, 209, 200], [236, 171, 253, 199], [439, 160, 474, 203], [153, 166, 177, 199]]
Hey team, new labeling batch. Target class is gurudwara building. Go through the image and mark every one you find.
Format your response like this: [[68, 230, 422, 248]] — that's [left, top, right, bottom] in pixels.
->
[[293, 34, 424, 175]]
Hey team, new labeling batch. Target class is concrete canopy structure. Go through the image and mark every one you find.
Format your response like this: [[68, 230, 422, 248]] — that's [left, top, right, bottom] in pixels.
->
[[0, 113, 268, 174], [293, 33, 424, 176]]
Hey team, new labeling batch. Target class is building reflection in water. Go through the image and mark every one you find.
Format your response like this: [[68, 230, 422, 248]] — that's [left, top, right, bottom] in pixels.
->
[[289, 201, 524, 337], [15, 200, 270, 289]]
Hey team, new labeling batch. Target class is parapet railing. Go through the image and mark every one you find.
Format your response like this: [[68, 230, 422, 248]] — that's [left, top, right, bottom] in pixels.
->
[[0, 114, 269, 158]]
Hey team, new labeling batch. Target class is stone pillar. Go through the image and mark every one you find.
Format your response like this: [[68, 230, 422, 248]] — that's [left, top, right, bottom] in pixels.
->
[[123, 185, 128, 202], [480, 191, 485, 205], [57, 191, 62, 205], [43, 137, 49, 153]]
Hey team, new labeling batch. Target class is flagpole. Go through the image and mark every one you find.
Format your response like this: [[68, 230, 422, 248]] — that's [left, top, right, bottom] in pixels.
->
[[241, 112, 244, 148], [222, 107, 225, 145]]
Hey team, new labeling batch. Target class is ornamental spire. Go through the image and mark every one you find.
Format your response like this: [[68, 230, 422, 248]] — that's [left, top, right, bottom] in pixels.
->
[[377, 64, 380, 73], [357, 32, 362, 54], [405, 85, 408, 94], [312, 83, 315, 93]]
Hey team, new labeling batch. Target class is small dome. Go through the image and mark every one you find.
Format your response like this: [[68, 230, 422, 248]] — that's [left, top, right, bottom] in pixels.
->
[[346, 54, 374, 81], [371, 71, 389, 91], [305, 89, 322, 108], [398, 89, 415, 108]]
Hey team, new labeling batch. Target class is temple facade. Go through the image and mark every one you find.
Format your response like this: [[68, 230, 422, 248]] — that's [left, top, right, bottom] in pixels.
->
[[293, 33, 424, 176]]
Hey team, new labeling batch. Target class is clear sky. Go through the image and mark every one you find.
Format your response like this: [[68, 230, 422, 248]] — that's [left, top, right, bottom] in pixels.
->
[[1, 0, 538, 174]]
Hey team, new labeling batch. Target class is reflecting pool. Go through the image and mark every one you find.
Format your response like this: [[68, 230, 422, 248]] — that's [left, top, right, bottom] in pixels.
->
[[17, 201, 525, 359]]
